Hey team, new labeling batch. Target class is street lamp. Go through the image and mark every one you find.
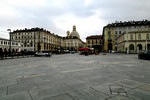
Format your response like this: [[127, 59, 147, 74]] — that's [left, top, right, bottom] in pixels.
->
[[7, 29, 11, 53]]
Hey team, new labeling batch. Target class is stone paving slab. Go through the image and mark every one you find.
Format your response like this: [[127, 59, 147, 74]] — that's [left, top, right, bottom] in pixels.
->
[[0, 91, 32, 100], [0, 54, 150, 99], [88, 76, 111, 86], [42, 94, 73, 100], [108, 95, 140, 100], [41, 73, 66, 81], [114, 79, 145, 89], [34, 80, 63, 89], [68, 87, 110, 100], [128, 88, 150, 100], [65, 80, 91, 91], [8, 83, 38, 95], [93, 82, 131, 97], [0, 79, 17, 87], [29, 85, 72, 100], [139, 83, 150, 92], [17, 76, 44, 84], [0, 86, 7, 97]]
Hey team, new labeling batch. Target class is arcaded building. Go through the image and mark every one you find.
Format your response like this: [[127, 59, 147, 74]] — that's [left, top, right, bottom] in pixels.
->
[[117, 28, 150, 53], [0, 37, 21, 53], [102, 20, 150, 52]]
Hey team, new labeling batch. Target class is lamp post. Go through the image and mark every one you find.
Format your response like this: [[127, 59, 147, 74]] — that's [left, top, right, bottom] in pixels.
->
[[7, 29, 11, 53], [146, 39, 148, 51]]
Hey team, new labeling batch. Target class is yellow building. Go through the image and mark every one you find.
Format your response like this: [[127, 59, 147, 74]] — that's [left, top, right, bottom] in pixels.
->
[[86, 35, 102, 51], [103, 20, 150, 52], [117, 28, 150, 53]]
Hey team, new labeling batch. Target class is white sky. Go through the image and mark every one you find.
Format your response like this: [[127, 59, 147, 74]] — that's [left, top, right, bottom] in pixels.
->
[[0, 0, 150, 42]]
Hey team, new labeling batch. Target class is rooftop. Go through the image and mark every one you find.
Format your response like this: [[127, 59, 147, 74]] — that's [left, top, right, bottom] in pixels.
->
[[105, 20, 150, 27], [86, 35, 102, 39]]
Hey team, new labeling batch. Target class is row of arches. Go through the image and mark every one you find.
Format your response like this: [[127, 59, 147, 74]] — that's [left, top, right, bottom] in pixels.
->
[[107, 43, 150, 53], [129, 44, 150, 51]]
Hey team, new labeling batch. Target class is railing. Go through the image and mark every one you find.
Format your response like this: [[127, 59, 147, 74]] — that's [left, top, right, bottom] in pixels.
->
[[0, 51, 35, 60]]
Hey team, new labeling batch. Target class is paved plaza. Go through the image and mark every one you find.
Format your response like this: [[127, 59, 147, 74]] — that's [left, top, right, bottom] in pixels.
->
[[0, 53, 150, 100]]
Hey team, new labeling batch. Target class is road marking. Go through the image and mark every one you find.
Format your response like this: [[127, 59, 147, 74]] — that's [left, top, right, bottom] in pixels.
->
[[26, 65, 40, 68], [61, 67, 98, 73]]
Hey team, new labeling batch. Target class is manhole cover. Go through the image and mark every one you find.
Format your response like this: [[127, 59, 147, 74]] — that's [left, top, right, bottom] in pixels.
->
[[109, 85, 127, 95]]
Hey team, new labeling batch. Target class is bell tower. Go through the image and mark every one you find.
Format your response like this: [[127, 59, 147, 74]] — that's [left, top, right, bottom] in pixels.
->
[[67, 31, 70, 37]]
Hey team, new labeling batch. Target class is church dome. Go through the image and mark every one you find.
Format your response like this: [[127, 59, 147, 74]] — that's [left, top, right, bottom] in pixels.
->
[[70, 25, 80, 39]]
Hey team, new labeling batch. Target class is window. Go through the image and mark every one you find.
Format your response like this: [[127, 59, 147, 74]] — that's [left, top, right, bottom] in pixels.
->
[[115, 31, 117, 34], [92, 40, 94, 44], [130, 34, 133, 40], [99, 40, 101, 44], [119, 31, 121, 34], [96, 40, 97, 44], [147, 33, 149, 39], [138, 34, 141, 39], [88, 41, 90, 44], [108, 31, 111, 34]]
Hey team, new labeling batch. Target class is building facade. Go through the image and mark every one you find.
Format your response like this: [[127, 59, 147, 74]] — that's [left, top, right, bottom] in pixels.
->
[[0, 37, 21, 53], [63, 36, 85, 51], [11, 28, 64, 52], [64, 25, 85, 51], [117, 28, 150, 53], [86, 35, 102, 51], [11, 26, 85, 52], [102, 20, 150, 51]]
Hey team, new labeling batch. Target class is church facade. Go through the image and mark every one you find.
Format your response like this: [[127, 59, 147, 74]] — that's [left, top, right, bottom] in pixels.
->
[[63, 25, 85, 51]]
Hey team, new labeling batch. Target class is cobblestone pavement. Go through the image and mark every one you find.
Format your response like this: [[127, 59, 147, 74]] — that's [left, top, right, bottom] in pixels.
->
[[0, 53, 150, 100]]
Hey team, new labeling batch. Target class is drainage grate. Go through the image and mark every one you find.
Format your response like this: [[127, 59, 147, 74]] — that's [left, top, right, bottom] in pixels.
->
[[109, 85, 127, 95]]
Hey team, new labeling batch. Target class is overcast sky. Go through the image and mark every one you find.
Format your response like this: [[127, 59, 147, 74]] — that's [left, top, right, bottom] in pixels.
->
[[0, 0, 150, 41]]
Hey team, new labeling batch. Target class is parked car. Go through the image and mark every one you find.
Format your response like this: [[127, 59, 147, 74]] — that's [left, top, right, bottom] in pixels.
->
[[138, 50, 150, 59], [35, 50, 52, 57], [64, 50, 70, 53]]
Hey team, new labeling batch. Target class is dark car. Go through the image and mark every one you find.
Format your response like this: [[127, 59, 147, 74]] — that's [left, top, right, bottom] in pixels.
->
[[138, 50, 150, 59]]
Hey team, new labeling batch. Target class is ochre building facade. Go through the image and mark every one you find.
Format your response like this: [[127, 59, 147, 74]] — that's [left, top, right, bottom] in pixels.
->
[[103, 20, 150, 51], [117, 28, 150, 53]]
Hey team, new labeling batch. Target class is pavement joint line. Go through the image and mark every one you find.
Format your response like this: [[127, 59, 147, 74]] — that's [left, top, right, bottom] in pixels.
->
[[28, 90, 34, 100], [65, 93, 75, 100], [6, 86, 8, 95], [33, 81, 39, 89]]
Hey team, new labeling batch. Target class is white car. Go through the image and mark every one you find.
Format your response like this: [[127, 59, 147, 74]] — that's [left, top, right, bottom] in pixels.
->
[[35, 50, 52, 57]]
